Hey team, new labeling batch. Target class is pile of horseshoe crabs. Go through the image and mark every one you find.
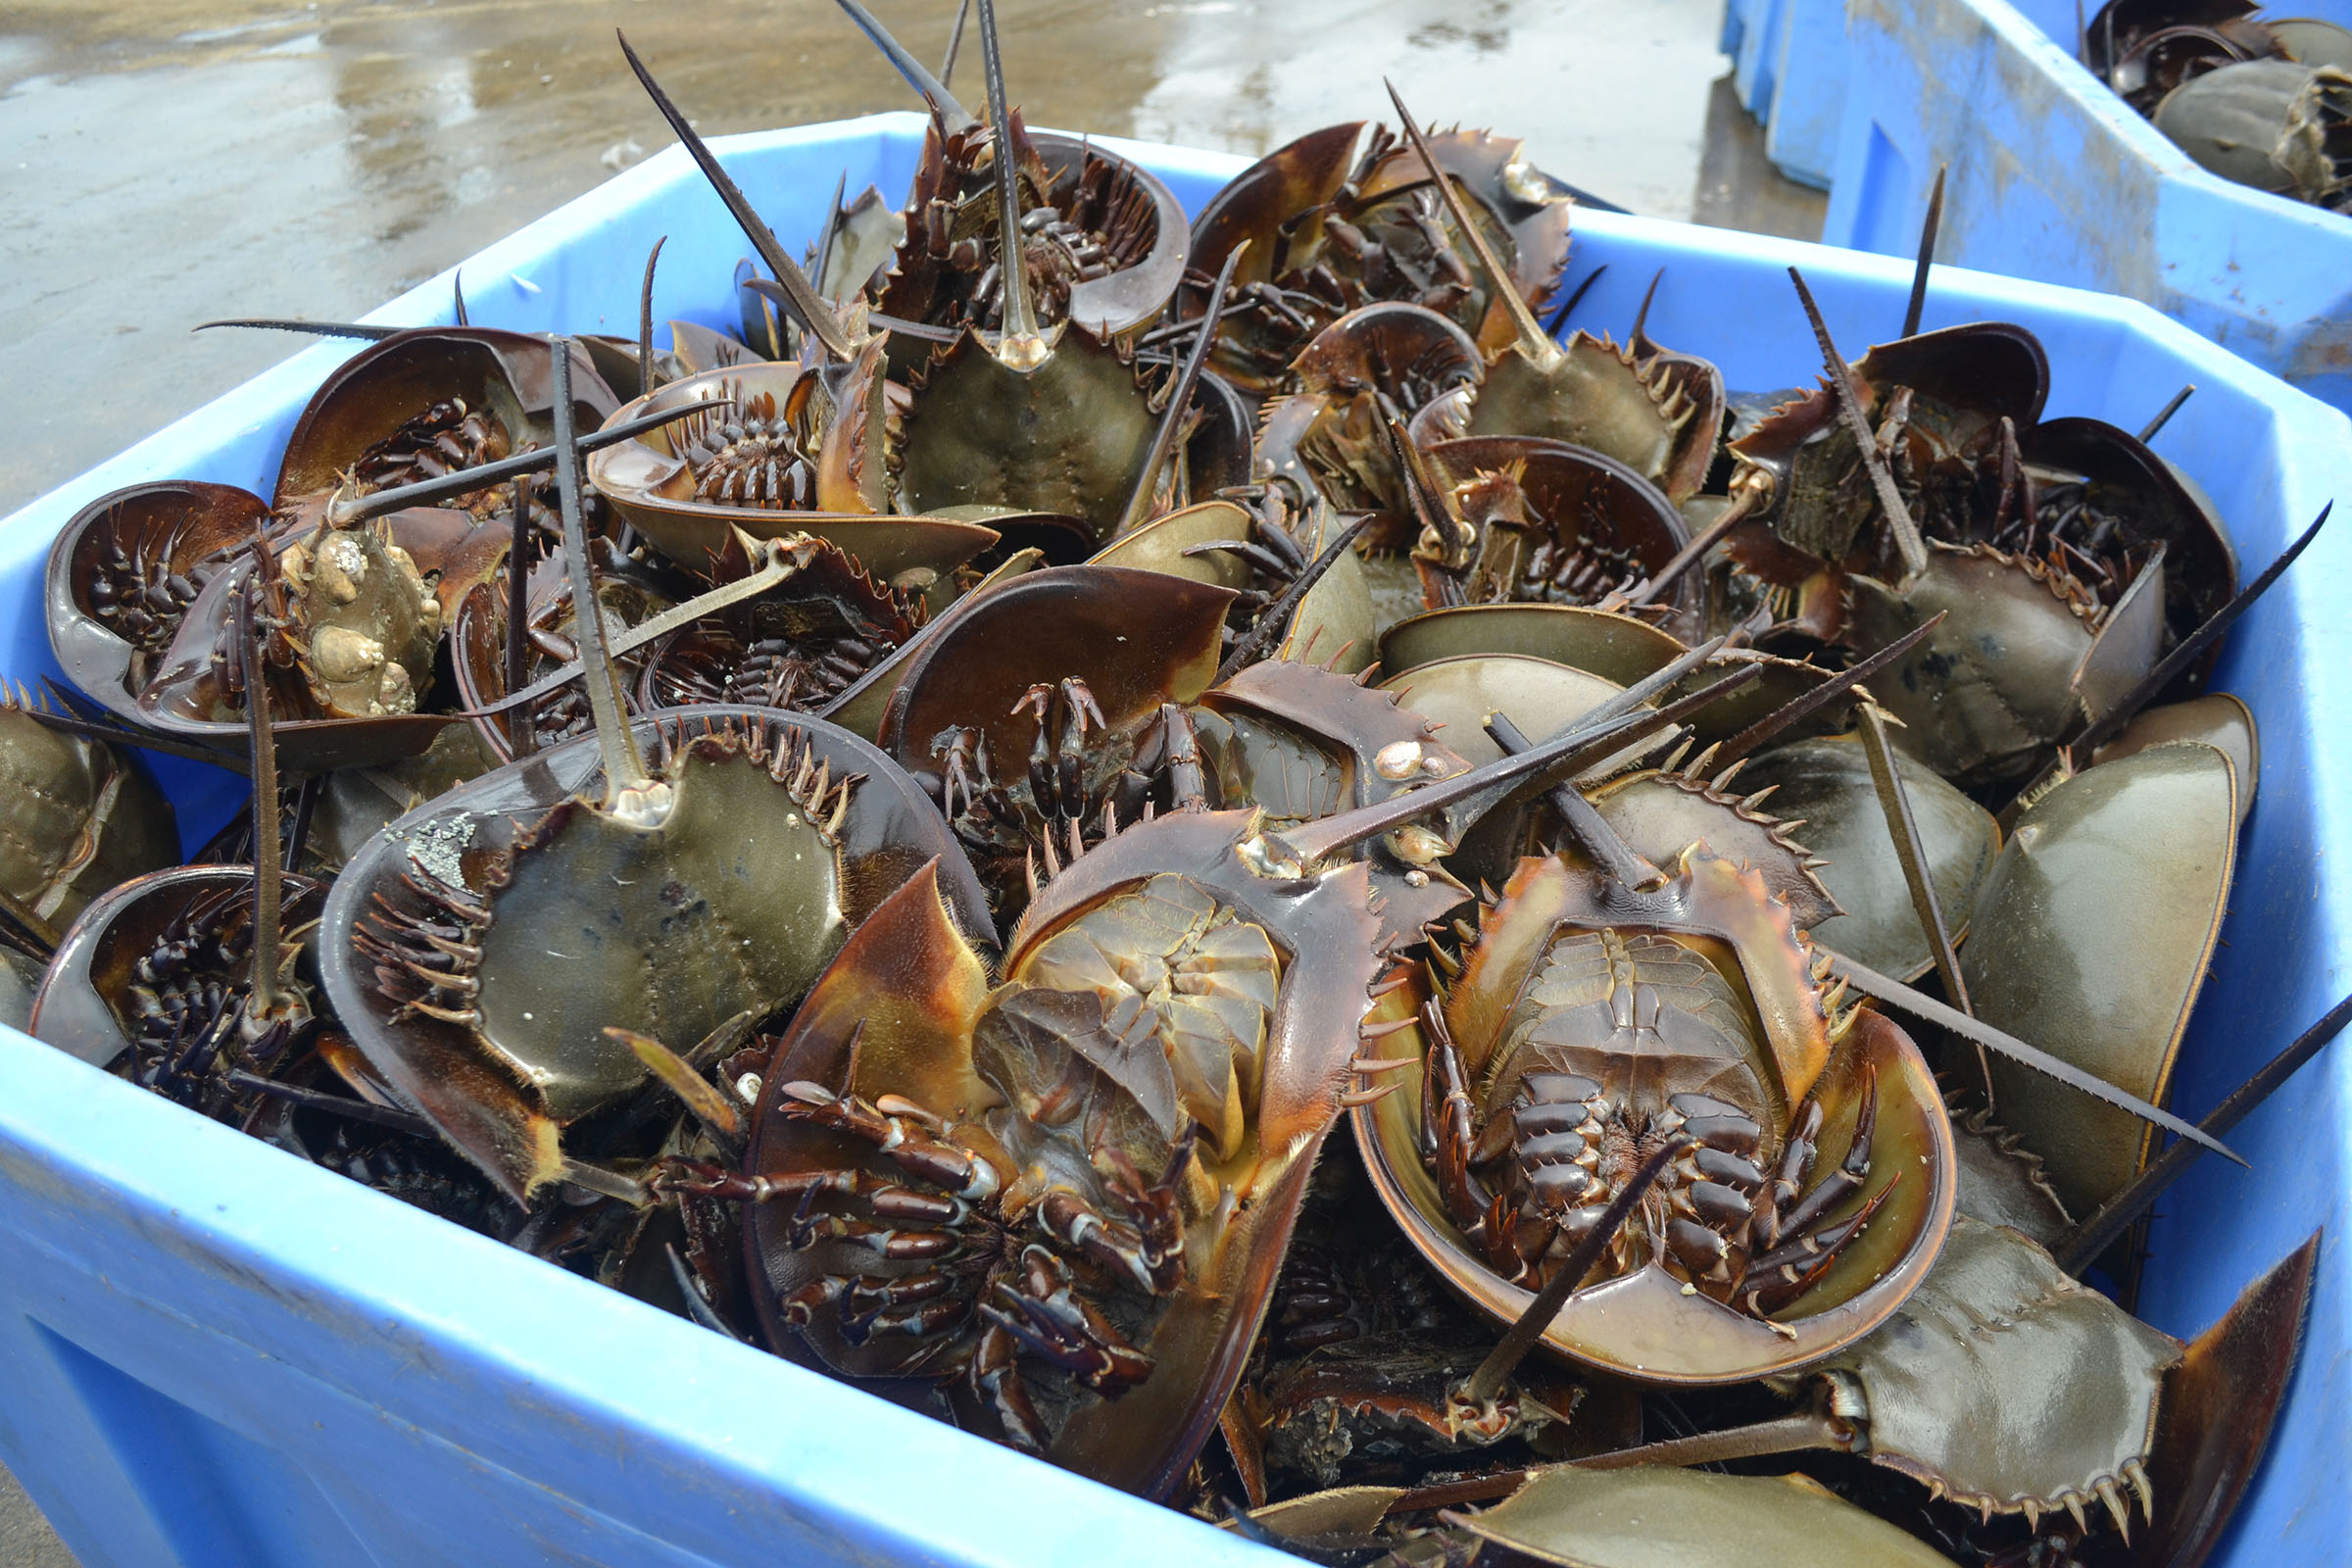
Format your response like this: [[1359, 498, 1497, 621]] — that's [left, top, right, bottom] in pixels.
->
[[8, 6, 2342, 1565]]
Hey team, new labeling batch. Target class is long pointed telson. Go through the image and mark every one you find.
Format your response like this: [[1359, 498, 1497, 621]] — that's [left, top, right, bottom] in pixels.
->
[[195, 318, 403, 341], [1818, 949, 2243, 1162], [236, 554, 303, 1042], [829, 0, 977, 129], [1709, 612, 1946, 766], [1855, 701, 1985, 1094], [1487, 710, 1666, 891], [14, 701, 228, 766], [326, 399, 729, 526], [462, 542, 808, 723], [1119, 241, 1248, 533], [1625, 489, 1763, 607], [1270, 662, 1762, 867], [743, 276, 959, 344], [550, 338, 661, 818], [1576, 1397, 1852, 1472], [1901, 166, 1946, 340], [612, 1027, 746, 1163], [975, 0, 1048, 369], [453, 272, 468, 327], [2054, 992, 2352, 1274], [1209, 511, 1376, 685], [2070, 502, 2331, 755], [939, 0, 974, 87], [504, 473, 535, 757], [1386, 79, 1563, 372], [1542, 263, 1608, 337], [638, 234, 667, 394], [1788, 267, 1929, 581], [616, 30, 855, 364], [2137, 382, 2194, 444], [1456, 1136, 1688, 1407]]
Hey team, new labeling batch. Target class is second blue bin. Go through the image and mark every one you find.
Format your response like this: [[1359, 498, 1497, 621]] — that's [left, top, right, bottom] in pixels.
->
[[1824, 0, 2352, 412]]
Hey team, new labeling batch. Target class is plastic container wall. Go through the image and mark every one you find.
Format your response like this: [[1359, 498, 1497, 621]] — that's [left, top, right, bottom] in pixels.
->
[[1763, 0, 1851, 188], [0, 113, 2346, 1568], [1823, 0, 2352, 411]]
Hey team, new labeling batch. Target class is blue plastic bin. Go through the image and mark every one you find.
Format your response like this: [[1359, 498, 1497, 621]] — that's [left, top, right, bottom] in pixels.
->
[[1825, 0, 2352, 412], [1763, 0, 1850, 189], [1720, 0, 1847, 191], [1, 112, 2347, 1568], [1734, 0, 1796, 114]]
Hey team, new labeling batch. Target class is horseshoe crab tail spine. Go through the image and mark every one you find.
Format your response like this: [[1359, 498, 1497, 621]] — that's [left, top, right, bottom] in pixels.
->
[[1710, 611, 1946, 767], [616, 29, 855, 364], [550, 337, 656, 807], [2054, 992, 2352, 1274], [1120, 241, 1248, 534], [1788, 266, 1928, 582], [1386, 78, 1563, 371], [238, 547, 287, 1037], [829, 0, 977, 131], [940, 0, 973, 89], [976, 0, 1048, 369], [1485, 710, 1666, 892], [329, 399, 723, 527], [1273, 658, 1759, 867], [1458, 1136, 1688, 1405], [1856, 701, 1981, 1089], [1573, 1397, 1853, 1471], [1902, 165, 1945, 340], [638, 234, 666, 395]]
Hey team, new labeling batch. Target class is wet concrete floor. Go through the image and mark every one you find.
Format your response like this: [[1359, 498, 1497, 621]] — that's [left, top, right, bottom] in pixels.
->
[[0, 4, 1820, 1559], [0, 0, 1820, 521]]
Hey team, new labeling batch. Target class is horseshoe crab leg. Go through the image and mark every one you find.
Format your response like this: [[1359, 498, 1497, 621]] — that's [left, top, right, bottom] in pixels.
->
[[1456, 1136, 1687, 1406]]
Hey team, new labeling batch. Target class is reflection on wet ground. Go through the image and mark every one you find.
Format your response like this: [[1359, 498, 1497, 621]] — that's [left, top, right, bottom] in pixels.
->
[[0, 0, 1819, 518]]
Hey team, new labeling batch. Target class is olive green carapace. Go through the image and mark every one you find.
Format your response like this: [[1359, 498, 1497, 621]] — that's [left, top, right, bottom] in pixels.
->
[[1462, 1465, 1963, 1567], [1846, 544, 2098, 786], [1740, 734, 2000, 979], [466, 733, 854, 1122], [1961, 743, 2237, 1215], [0, 706, 177, 926], [897, 325, 1159, 528], [1818, 1217, 2179, 1527], [1463, 336, 1707, 504]]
